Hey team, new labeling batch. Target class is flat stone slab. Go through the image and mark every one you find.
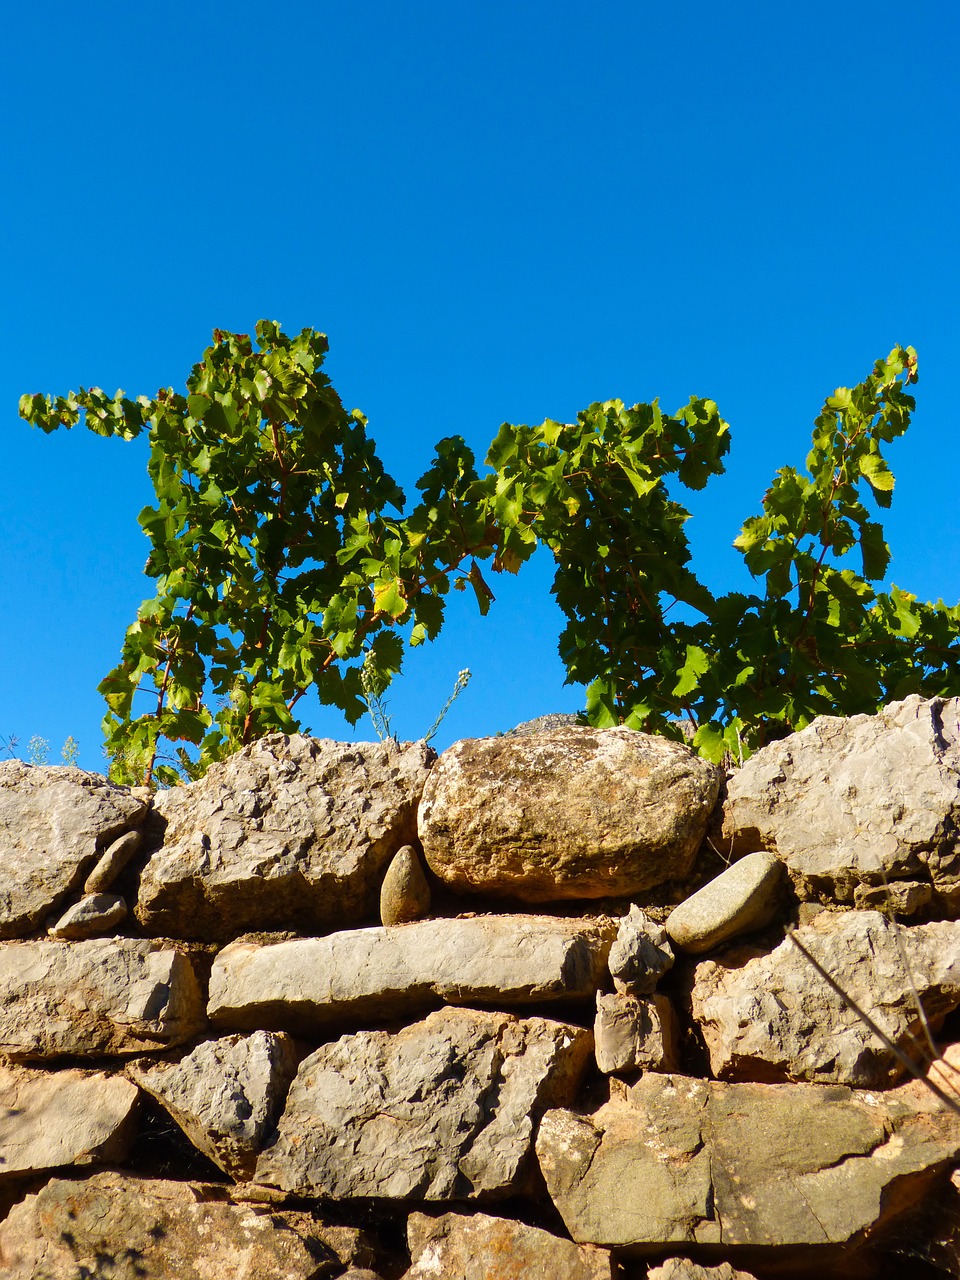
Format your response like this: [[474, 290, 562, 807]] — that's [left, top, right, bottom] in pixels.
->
[[691, 911, 960, 1086], [536, 1070, 960, 1256], [0, 1063, 138, 1183], [256, 1007, 593, 1200], [0, 937, 206, 1060], [126, 1032, 299, 1180], [405, 1210, 615, 1279], [665, 851, 784, 953], [0, 760, 145, 938], [47, 892, 127, 939], [137, 734, 435, 940], [208, 914, 617, 1034], [418, 727, 722, 902], [0, 1171, 341, 1279]]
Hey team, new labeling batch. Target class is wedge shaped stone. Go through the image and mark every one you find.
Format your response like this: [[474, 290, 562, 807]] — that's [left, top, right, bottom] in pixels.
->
[[126, 1032, 299, 1180], [0, 1063, 138, 1183], [418, 727, 721, 902], [208, 914, 617, 1034], [256, 1007, 593, 1200], [665, 851, 784, 954], [0, 760, 145, 938], [0, 937, 205, 1060], [137, 734, 435, 940]]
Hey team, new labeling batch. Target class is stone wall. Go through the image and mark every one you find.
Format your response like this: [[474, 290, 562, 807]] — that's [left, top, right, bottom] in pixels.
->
[[1, 697, 960, 1278]]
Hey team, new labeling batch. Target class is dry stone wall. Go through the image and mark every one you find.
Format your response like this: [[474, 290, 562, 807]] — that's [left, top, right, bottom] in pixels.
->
[[1, 702, 960, 1278]]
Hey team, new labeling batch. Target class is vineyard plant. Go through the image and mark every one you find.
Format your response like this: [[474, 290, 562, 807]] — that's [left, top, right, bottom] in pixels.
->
[[21, 324, 960, 785]]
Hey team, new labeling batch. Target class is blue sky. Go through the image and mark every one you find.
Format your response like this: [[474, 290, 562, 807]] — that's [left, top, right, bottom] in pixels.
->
[[2, 1, 958, 772]]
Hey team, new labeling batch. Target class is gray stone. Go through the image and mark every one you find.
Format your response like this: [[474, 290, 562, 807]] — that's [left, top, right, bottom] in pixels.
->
[[665, 851, 785, 954], [0, 1063, 138, 1182], [0, 760, 145, 938], [256, 1007, 592, 1200], [137, 734, 435, 940], [0, 937, 206, 1060], [126, 1032, 299, 1180], [418, 727, 722, 902], [0, 1171, 341, 1279], [84, 827, 143, 893], [721, 695, 960, 906], [47, 892, 127, 939], [405, 1210, 616, 1279], [691, 910, 960, 1086], [536, 1070, 960, 1255], [594, 992, 679, 1074], [608, 904, 674, 994], [380, 843, 431, 925], [208, 913, 617, 1034]]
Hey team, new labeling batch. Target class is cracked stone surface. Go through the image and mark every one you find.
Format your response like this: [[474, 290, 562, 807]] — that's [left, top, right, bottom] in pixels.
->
[[256, 1006, 593, 1200], [404, 1210, 616, 1279]]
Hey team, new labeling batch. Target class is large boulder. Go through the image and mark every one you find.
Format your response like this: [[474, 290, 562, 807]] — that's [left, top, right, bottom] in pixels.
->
[[208, 914, 617, 1034], [690, 911, 960, 1087], [721, 695, 960, 907], [418, 727, 722, 902], [136, 734, 435, 940], [0, 761, 146, 938], [0, 1063, 138, 1183], [0, 1171, 342, 1279], [0, 937, 205, 1059], [255, 1007, 593, 1200], [536, 1070, 960, 1260]]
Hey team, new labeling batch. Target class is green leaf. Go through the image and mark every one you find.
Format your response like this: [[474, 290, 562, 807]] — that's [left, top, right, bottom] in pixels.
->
[[672, 645, 710, 698]]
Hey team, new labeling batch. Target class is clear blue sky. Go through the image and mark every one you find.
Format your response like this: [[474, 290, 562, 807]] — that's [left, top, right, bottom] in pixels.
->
[[3, 1, 958, 772]]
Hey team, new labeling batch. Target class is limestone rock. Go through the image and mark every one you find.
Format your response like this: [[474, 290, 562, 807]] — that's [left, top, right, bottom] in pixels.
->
[[418, 726, 722, 902], [47, 892, 127, 939], [208, 914, 617, 1034], [126, 1032, 299, 1179], [404, 1210, 616, 1279], [0, 937, 206, 1059], [854, 878, 932, 916], [647, 1262, 760, 1280], [84, 827, 143, 893], [137, 734, 435, 940], [0, 1063, 138, 1182], [0, 760, 146, 938], [721, 695, 960, 906], [0, 1171, 341, 1279], [536, 1070, 960, 1255], [665, 851, 785, 954], [607, 904, 674, 995], [380, 843, 431, 925], [594, 992, 679, 1074], [255, 1006, 593, 1200], [691, 910, 960, 1086]]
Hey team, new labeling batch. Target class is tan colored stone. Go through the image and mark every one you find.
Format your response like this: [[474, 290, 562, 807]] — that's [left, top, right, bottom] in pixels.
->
[[665, 850, 785, 954], [405, 1210, 616, 1279], [47, 892, 127, 939], [84, 827, 143, 893], [380, 843, 431, 925], [594, 991, 679, 1074], [418, 726, 721, 902]]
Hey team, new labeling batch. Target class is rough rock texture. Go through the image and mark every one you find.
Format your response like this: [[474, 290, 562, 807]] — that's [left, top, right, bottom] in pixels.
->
[[0, 937, 206, 1059], [854, 878, 932, 916], [536, 1071, 960, 1256], [647, 1262, 760, 1280], [418, 726, 722, 901], [607, 904, 674, 995], [721, 695, 960, 906], [126, 1032, 299, 1179], [208, 914, 617, 1034], [665, 851, 785, 954], [691, 910, 960, 1086], [0, 1171, 341, 1279], [0, 760, 146, 938], [404, 1210, 616, 1279], [380, 844, 432, 925], [256, 1007, 593, 1200], [0, 1063, 138, 1182], [594, 992, 679, 1074], [47, 891, 127, 939], [137, 734, 435, 940]]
